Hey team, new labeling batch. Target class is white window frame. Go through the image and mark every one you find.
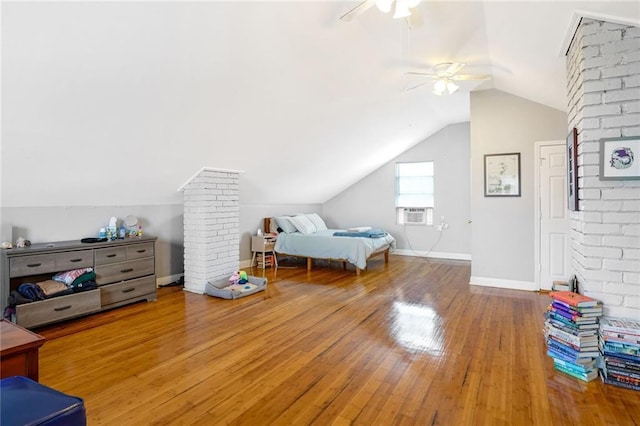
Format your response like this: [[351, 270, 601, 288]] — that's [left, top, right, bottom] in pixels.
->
[[396, 162, 434, 226]]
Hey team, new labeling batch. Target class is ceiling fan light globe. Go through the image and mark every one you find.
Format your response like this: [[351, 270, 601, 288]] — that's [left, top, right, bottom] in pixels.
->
[[446, 81, 459, 94], [433, 79, 447, 93], [375, 0, 393, 13], [393, 3, 411, 18]]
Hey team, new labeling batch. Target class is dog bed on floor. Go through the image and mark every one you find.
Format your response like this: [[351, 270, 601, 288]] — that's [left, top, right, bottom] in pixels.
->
[[205, 275, 267, 299]]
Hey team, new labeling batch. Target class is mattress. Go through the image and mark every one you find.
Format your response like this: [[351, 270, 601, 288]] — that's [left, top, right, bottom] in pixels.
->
[[274, 229, 395, 270]]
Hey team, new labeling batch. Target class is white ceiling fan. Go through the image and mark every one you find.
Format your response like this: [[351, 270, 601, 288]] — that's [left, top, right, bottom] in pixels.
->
[[406, 62, 491, 96], [340, 0, 423, 26]]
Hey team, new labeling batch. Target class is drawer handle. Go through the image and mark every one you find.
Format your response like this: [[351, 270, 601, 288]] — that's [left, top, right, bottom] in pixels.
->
[[120, 268, 134, 273], [70, 258, 83, 262], [122, 288, 135, 293], [106, 254, 117, 258], [136, 249, 146, 253], [27, 263, 42, 268], [54, 305, 72, 312]]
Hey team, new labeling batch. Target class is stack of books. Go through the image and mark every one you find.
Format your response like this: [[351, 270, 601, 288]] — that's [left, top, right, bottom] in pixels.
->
[[256, 253, 275, 268], [552, 275, 577, 292], [544, 291, 603, 382], [599, 317, 640, 391]]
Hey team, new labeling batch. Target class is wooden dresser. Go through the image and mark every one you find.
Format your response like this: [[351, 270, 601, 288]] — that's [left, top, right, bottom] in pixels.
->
[[1, 237, 157, 328]]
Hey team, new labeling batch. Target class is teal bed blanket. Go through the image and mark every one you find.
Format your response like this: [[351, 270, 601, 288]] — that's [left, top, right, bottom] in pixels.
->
[[332, 229, 387, 238]]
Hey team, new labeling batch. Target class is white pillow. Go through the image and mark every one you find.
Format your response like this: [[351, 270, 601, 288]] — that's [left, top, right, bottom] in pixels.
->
[[275, 216, 298, 233], [306, 213, 328, 231], [289, 215, 317, 234]]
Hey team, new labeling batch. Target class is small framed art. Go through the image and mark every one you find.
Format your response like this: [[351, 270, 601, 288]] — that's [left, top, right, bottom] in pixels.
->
[[484, 153, 521, 197], [567, 128, 578, 211], [599, 137, 640, 180]]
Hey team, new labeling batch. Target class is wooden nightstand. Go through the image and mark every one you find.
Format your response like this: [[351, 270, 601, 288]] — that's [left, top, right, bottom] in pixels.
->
[[251, 235, 278, 269]]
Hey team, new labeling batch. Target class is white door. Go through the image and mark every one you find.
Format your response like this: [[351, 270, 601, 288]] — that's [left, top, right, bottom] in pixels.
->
[[538, 143, 570, 290]]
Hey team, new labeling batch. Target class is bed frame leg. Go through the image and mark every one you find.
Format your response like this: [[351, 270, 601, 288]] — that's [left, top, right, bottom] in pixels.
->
[[384, 249, 389, 263], [356, 268, 361, 276], [342, 262, 347, 271], [307, 257, 312, 271]]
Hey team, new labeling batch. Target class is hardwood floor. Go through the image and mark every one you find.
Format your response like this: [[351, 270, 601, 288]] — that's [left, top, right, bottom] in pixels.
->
[[35, 255, 639, 425]]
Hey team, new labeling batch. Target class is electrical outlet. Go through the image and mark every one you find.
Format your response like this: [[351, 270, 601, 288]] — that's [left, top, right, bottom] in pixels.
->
[[437, 216, 449, 232]]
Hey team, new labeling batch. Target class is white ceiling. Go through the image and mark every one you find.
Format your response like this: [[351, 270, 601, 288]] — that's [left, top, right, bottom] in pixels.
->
[[1, 1, 639, 207]]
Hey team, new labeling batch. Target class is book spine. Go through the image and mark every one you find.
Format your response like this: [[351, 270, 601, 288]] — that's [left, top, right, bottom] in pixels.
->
[[547, 348, 593, 364], [602, 350, 640, 363], [547, 325, 596, 347], [548, 335, 597, 353], [599, 319, 640, 335], [553, 358, 595, 374], [600, 371, 640, 391], [600, 331, 640, 344], [605, 355, 640, 371], [606, 366, 640, 380], [548, 338, 599, 359], [606, 371, 640, 386], [601, 341, 640, 357], [554, 363, 595, 382], [550, 291, 598, 308]]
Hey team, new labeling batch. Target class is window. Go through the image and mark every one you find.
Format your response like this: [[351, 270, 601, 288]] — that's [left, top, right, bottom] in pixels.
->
[[396, 162, 434, 225]]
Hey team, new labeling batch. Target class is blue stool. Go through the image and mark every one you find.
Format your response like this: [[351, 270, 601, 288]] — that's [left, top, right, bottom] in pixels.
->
[[0, 376, 86, 426]]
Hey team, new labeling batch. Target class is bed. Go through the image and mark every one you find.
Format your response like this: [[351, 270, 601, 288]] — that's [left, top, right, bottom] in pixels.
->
[[265, 216, 395, 275]]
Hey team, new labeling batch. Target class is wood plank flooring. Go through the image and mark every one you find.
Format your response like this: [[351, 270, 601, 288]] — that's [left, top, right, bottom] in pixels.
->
[[34, 255, 640, 425]]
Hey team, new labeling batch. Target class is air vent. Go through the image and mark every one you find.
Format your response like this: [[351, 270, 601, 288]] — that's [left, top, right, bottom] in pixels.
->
[[397, 207, 432, 225]]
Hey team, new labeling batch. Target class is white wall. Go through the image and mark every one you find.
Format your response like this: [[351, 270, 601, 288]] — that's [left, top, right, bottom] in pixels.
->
[[323, 123, 471, 259], [0, 1, 460, 208], [470, 89, 568, 289], [567, 19, 640, 319]]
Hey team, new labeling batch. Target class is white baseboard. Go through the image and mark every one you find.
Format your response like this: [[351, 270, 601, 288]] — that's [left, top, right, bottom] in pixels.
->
[[182, 287, 204, 295], [393, 249, 471, 261], [469, 276, 537, 291], [156, 273, 184, 288]]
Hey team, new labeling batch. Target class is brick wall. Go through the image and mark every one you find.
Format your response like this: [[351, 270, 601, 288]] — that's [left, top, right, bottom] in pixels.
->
[[566, 18, 640, 318], [181, 168, 240, 294]]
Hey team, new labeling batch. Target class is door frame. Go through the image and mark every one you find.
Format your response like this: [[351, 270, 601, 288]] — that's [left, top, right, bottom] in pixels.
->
[[534, 140, 565, 291]]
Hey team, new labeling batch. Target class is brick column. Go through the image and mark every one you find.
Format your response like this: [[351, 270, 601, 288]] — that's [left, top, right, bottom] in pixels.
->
[[180, 168, 241, 294], [566, 19, 640, 318]]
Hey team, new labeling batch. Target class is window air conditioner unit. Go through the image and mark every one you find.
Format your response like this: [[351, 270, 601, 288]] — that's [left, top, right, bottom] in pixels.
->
[[398, 207, 428, 225]]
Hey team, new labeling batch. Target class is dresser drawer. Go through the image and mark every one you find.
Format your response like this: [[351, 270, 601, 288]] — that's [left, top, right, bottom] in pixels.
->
[[100, 275, 156, 306], [126, 242, 154, 260], [55, 250, 94, 270], [95, 257, 155, 285], [10, 255, 57, 278], [94, 247, 126, 265], [15, 290, 101, 328]]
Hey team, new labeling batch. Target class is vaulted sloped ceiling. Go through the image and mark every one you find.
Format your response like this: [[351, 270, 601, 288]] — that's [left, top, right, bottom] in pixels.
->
[[1, 1, 638, 207]]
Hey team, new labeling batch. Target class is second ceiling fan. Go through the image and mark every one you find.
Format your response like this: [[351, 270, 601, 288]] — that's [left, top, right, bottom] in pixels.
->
[[406, 62, 491, 96], [340, 0, 422, 23]]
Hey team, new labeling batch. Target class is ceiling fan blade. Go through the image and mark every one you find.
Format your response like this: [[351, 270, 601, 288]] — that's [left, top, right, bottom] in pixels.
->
[[451, 74, 492, 81], [339, 0, 376, 22], [444, 62, 466, 76], [405, 71, 436, 77], [406, 81, 430, 91]]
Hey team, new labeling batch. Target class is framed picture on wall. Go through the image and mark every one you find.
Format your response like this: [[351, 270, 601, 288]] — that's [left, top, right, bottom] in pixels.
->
[[484, 153, 521, 197], [599, 137, 640, 180], [567, 128, 579, 211]]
